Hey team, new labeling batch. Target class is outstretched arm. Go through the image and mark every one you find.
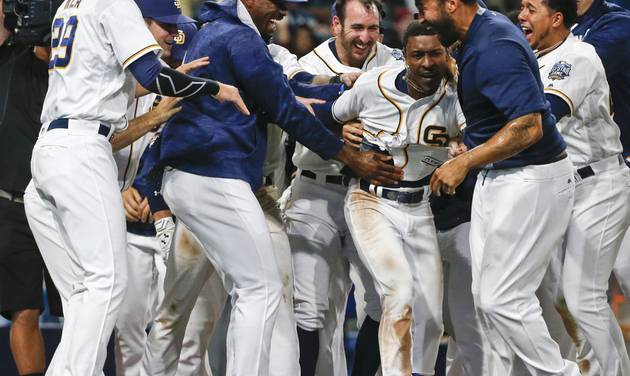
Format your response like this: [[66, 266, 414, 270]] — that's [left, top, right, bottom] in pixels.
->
[[129, 52, 249, 115], [430, 112, 543, 195]]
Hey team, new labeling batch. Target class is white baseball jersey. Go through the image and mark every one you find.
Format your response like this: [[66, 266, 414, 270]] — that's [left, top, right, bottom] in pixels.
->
[[114, 93, 158, 191], [41, 0, 161, 130], [268, 43, 305, 80], [538, 34, 622, 168], [294, 38, 404, 174], [332, 66, 463, 180]]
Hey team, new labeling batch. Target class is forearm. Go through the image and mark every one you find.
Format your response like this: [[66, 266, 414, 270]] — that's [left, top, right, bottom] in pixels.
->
[[111, 111, 160, 152], [459, 112, 543, 169], [312, 74, 337, 85]]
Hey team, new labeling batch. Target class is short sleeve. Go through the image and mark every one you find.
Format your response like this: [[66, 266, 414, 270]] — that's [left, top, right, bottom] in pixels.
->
[[543, 52, 597, 115], [100, 0, 162, 69], [449, 96, 466, 136], [476, 41, 547, 121]]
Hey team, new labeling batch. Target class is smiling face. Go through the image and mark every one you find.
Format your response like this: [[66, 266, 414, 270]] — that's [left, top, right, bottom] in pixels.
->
[[333, 0, 381, 68], [242, 0, 288, 39], [146, 19, 178, 59], [404, 33, 448, 95], [518, 0, 558, 50]]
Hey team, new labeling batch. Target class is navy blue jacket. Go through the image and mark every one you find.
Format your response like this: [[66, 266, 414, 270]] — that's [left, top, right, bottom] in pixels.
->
[[159, 0, 344, 191], [573, 0, 630, 157]]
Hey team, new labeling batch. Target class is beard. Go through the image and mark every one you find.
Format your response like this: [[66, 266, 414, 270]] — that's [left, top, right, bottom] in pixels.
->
[[429, 11, 460, 47]]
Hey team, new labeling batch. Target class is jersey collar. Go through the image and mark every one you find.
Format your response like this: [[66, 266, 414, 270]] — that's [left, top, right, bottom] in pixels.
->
[[236, 0, 261, 37]]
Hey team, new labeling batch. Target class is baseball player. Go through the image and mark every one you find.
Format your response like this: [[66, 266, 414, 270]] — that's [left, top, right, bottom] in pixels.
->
[[519, 0, 630, 373], [140, 39, 350, 376], [571, 0, 630, 301], [21, 0, 247, 373], [418, 0, 581, 374], [285, 1, 404, 374], [317, 22, 460, 375], [112, 7, 208, 375], [154, 0, 401, 374]]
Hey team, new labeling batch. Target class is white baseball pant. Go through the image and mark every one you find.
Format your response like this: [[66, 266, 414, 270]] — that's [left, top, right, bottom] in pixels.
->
[[284, 175, 380, 375], [209, 185, 301, 376], [439, 222, 500, 376], [562, 161, 630, 376], [344, 183, 443, 376], [114, 231, 165, 376], [24, 124, 127, 376], [470, 157, 581, 376], [614, 228, 630, 297], [144, 222, 224, 376]]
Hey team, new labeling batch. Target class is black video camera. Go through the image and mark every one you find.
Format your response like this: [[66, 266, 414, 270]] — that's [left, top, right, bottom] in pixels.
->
[[2, 0, 63, 46]]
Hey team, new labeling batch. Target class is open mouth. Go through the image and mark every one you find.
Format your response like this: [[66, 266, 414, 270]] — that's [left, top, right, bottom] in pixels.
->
[[352, 41, 370, 55], [521, 24, 533, 38]]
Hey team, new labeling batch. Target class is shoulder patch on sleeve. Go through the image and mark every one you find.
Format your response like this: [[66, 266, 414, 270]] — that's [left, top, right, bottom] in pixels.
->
[[548, 60, 572, 80], [390, 49, 404, 61]]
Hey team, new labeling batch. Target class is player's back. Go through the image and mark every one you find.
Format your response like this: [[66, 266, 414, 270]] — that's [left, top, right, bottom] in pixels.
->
[[41, 0, 160, 130]]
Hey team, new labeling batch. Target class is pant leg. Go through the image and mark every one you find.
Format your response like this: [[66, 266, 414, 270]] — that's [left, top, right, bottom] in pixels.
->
[[259, 186, 301, 376], [405, 202, 443, 376], [562, 167, 630, 376], [24, 181, 74, 376], [440, 222, 499, 376], [163, 171, 283, 376], [470, 159, 580, 376], [345, 187, 414, 376], [144, 222, 214, 376], [613, 226, 630, 298], [115, 233, 159, 376], [284, 178, 348, 376], [177, 271, 225, 376], [26, 132, 127, 376]]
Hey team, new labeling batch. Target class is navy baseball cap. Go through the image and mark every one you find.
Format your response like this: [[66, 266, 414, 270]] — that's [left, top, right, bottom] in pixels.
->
[[135, 0, 196, 25], [171, 22, 198, 62]]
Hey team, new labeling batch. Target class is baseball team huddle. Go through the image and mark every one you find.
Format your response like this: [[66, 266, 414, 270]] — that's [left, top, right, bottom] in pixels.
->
[[8, 0, 630, 374]]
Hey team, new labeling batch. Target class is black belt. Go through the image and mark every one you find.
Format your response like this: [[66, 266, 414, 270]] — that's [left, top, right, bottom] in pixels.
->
[[531, 151, 568, 166], [359, 180, 425, 204], [48, 118, 111, 137], [301, 170, 351, 186]]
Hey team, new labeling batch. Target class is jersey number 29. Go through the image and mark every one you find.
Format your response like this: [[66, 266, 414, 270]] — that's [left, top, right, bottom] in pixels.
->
[[49, 16, 79, 70]]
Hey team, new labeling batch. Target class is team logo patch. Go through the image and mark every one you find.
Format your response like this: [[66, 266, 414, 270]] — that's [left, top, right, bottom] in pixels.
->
[[175, 30, 186, 45], [548, 61, 572, 80], [390, 49, 404, 61], [174, 0, 182, 9], [422, 156, 442, 167]]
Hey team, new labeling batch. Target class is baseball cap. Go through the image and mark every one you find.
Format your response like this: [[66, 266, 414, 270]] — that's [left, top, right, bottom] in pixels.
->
[[171, 22, 198, 62], [135, 0, 195, 25]]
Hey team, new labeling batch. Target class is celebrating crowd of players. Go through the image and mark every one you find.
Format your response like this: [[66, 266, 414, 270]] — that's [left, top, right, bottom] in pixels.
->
[[1, 0, 630, 375]]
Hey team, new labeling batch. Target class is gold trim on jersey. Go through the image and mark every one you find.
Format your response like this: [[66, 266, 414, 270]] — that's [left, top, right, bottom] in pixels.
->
[[415, 88, 447, 143], [287, 68, 306, 80], [376, 70, 403, 136], [364, 44, 377, 69], [313, 48, 340, 75], [544, 87, 575, 115], [123, 44, 161, 69]]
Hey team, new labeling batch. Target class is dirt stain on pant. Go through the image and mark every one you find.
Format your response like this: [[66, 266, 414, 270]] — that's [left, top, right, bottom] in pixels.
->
[[380, 305, 412, 375]]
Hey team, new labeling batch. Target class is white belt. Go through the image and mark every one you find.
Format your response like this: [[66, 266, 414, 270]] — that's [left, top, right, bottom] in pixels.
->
[[576, 154, 625, 180], [40, 118, 114, 139]]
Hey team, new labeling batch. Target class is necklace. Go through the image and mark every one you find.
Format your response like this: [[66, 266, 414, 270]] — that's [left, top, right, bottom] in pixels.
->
[[404, 74, 424, 94]]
